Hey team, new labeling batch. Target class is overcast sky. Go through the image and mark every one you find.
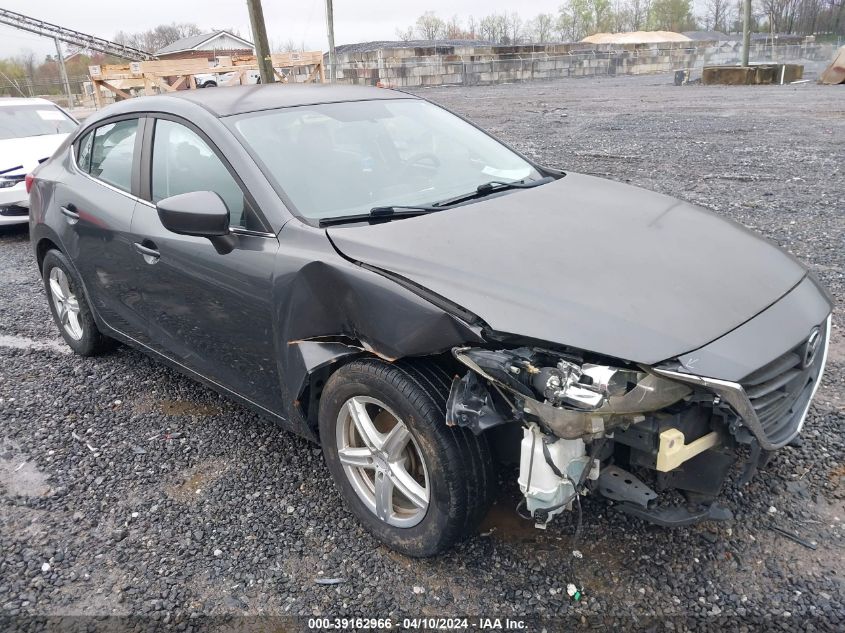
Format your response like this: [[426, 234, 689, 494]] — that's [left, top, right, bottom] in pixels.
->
[[0, 0, 571, 59]]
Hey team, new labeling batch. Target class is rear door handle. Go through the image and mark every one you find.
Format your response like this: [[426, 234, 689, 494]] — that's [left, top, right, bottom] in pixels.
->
[[134, 241, 160, 262], [60, 205, 79, 224]]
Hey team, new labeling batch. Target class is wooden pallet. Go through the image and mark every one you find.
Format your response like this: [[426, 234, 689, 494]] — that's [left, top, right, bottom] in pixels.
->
[[88, 51, 325, 107]]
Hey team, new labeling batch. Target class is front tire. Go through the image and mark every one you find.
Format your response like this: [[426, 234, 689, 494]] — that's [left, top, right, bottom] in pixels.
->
[[42, 250, 114, 356], [319, 358, 496, 557]]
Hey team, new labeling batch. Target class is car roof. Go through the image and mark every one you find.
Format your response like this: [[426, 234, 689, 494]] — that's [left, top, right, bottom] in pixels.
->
[[0, 97, 59, 108], [163, 84, 416, 117]]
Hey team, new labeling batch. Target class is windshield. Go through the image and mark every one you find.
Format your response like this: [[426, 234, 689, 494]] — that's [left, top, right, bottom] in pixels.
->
[[0, 104, 77, 141], [229, 99, 542, 220]]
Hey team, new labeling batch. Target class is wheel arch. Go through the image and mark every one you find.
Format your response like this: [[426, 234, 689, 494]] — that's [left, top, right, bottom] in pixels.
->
[[35, 235, 62, 272], [292, 342, 459, 441]]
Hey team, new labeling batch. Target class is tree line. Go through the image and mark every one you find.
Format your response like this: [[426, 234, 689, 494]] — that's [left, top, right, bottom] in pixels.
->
[[397, 0, 844, 44]]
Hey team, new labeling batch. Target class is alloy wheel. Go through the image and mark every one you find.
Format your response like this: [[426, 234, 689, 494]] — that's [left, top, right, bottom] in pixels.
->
[[48, 267, 84, 340], [335, 396, 430, 528]]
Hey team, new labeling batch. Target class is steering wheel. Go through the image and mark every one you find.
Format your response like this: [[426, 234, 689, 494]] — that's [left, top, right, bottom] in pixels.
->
[[400, 152, 441, 176]]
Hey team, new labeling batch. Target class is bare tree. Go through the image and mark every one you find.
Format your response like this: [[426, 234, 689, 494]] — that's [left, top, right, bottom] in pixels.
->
[[508, 12, 524, 43], [479, 13, 509, 42], [274, 38, 305, 53], [528, 13, 556, 42], [446, 15, 465, 38], [466, 15, 479, 38], [628, 0, 654, 28], [114, 22, 202, 53], [706, 0, 730, 30], [415, 11, 446, 40], [395, 26, 415, 42]]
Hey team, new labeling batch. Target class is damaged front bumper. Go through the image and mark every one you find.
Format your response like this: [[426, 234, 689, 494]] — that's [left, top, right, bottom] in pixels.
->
[[446, 318, 830, 528]]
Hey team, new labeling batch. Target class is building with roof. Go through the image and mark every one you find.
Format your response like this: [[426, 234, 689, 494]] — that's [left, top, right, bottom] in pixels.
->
[[155, 31, 254, 60]]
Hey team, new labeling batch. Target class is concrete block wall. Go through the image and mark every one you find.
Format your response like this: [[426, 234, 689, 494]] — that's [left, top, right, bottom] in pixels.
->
[[332, 42, 835, 87]]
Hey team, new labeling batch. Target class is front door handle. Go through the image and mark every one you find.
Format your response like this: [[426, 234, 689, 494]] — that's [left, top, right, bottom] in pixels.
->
[[60, 205, 79, 224], [134, 241, 160, 263]]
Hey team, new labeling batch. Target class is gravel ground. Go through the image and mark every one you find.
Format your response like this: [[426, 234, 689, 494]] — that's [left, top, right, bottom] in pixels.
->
[[1, 72, 843, 631]]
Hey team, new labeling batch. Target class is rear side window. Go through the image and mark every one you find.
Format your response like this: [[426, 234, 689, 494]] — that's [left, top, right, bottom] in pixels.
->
[[89, 119, 138, 192], [151, 119, 257, 229], [76, 130, 93, 172]]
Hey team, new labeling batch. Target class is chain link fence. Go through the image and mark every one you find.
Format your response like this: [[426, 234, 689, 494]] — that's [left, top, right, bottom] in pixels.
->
[[0, 74, 88, 108]]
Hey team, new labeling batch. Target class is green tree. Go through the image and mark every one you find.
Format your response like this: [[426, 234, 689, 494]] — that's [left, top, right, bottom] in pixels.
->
[[557, 0, 616, 41], [0, 58, 28, 97], [649, 0, 698, 30]]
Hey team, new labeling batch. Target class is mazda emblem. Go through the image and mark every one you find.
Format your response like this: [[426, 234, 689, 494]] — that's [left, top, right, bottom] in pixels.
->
[[801, 327, 822, 369]]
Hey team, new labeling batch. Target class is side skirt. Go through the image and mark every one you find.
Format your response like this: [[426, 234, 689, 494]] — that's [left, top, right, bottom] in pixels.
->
[[99, 323, 317, 443]]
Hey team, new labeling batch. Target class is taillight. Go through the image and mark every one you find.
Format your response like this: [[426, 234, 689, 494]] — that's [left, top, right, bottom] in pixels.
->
[[25, 173, 34, 194]]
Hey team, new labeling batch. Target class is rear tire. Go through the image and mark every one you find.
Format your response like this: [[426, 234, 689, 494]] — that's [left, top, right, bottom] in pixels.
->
[[42, 250, 114, 356], [319, 358, 496, 557]]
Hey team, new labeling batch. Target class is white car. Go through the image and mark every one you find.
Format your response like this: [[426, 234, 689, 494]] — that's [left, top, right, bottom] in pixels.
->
[[0, 98, 77, 226], [194, 70, 261, 88]]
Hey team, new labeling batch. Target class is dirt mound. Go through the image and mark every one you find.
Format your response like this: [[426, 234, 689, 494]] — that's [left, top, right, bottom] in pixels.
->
[[820, 46, 845, 84], [582, 31, 692, 44]]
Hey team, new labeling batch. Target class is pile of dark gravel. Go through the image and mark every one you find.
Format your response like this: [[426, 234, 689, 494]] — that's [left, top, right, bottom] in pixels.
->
[[0, 73, 842, 629]]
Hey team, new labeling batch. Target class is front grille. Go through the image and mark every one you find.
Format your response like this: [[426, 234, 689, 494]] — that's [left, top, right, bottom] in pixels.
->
[[740, 321, 828, 446]]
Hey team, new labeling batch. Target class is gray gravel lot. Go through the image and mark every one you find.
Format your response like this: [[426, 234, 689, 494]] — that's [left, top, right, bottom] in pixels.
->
[[1, 73, 843, 630]]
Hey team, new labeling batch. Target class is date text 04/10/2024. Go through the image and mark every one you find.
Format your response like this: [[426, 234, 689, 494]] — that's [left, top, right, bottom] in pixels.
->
[[307, 617, 528, 629]]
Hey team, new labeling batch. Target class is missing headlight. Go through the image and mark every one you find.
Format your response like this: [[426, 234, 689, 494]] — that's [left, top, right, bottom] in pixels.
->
[[449, 346, 692, 439], [448, 346, 696, 528]]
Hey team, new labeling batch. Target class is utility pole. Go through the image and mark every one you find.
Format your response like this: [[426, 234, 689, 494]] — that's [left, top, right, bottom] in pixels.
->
[[54, 37, 74, 109], [246, 0, 275, 84], [741, 0, 752, 67], [325, 0, 337, 82]]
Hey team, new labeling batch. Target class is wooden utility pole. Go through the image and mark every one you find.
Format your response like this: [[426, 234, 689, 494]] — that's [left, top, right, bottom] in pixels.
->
[[325, 0, 337, 82], [54, 37, 74, 109], [246, 0, 275, 84], [741, 0, 752, 66]]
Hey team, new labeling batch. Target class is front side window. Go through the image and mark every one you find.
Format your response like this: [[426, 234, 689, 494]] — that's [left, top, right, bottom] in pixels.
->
[[90, 119, 138, 192], [151, 119, 255, 229], [228, 99, 542, 221]]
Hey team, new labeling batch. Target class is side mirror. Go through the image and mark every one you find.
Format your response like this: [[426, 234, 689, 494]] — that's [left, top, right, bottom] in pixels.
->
[[156, 191, 230, 238]]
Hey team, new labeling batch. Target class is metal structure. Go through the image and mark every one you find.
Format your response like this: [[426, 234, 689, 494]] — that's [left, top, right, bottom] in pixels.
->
[[0, 8, 154, 60]]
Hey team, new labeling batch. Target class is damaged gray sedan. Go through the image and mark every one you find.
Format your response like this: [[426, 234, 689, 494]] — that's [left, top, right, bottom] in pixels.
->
[[29, 85, 831, 556]]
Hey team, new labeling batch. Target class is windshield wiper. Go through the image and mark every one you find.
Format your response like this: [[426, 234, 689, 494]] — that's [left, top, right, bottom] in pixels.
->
[[431, 176, 554, 208], [318, 177, 555, 227], [318, 205, 439, 227]]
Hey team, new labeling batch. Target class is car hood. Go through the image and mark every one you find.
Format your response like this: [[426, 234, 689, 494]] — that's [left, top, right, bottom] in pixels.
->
[[0, 133, 69, 176], [326, 173, 807, 365]]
